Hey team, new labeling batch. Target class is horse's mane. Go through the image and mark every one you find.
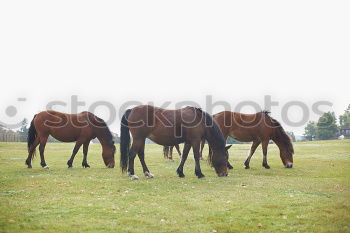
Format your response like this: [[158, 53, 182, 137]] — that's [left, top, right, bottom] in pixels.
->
[[94, 116, 114, 144], [261, 111, 294, 155], [260, 110, 271, 115], [192, 107, 225, 149]]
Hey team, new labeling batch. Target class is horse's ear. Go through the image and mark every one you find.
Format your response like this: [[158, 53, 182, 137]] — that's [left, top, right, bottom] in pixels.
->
[[225, 145, 232, 151]]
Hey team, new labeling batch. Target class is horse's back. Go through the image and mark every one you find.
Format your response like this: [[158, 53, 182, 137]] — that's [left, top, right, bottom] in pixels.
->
[[33, 110, 95, 142], [127, 105, 202, 145], [214, 111, 274, 142]]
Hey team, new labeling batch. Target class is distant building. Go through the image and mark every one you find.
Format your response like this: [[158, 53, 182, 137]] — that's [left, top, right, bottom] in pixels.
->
[[340, 124, 350, 138], [295, 135, 306, 142], [0, 125, 20, 142], [286, 131, 296, 142]]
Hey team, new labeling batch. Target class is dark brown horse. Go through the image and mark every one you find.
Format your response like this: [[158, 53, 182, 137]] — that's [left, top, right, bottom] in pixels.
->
[[25, 110, 116, 169], [163, 144, 181, 160], [210, 111, 294, 169], [120, 105, 230, 179]]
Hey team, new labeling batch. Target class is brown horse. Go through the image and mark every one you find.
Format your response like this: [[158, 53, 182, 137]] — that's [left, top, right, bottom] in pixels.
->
[[120, 105, 231, 179], [25, 110, 116, 169], [209, 111, 294, 169], [163, 144, 181, 160]]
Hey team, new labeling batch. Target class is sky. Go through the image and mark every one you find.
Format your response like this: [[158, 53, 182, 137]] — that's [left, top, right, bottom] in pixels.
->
[[0, 0, 349, 135]]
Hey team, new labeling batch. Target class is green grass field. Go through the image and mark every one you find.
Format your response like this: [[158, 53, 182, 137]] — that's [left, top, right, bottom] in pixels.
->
[[0, 140, 349, 233]]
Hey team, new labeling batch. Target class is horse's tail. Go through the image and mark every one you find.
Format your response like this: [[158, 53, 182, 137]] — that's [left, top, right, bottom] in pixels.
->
[[27, 114, 37, 159], [120, 109, 132, 173]]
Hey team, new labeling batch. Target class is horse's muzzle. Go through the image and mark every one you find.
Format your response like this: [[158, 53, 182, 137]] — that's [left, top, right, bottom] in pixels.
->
[[107, 164, 115, 168], [285, 163, 293, 168], [218, 172, 228, 177]]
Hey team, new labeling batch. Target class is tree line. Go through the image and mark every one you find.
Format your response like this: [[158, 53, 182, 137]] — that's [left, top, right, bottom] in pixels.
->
[[303, 104, 350, 140]]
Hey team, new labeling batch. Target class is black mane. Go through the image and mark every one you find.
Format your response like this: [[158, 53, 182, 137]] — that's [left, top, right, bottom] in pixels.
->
[[94, 116, 114, 145], [260, 110, 271, 115], [261, 111, 294, 155], [193, 107, 225, 149], [260, 110, 281, 127]]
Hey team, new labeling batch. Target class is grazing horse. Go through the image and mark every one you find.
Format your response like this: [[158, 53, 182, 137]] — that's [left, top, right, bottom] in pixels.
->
[[120, 105, 231, 179], [163, 144, 181, 160], [25, 110, 116, 169], [211, 111, 294, 169]]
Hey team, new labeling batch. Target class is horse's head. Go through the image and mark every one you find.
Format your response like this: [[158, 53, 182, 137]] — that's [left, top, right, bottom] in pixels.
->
[[102, 142, 116, 168], [274, 133, 294, 168], [211, 145, 232, 177], [280, 148, 293, 168]]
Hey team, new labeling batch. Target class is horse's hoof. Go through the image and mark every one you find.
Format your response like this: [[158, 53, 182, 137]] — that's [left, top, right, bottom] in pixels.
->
[[144, 171, 154, 178], [263, 164, 270, 169], [27, 165, 32, 169], [177, 172, 185, 178], [43, 166, 49, 169], [82, 164, 90, 168], [130, 175, 139, 180], [68, 166, 73, 168], [197, 174, 205, 179], [176, 169, 185, 178], [245, 166, 250, 169]]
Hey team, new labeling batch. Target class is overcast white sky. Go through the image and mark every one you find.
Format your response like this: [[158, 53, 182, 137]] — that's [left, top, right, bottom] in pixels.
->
[[0, 0, 349, 135]]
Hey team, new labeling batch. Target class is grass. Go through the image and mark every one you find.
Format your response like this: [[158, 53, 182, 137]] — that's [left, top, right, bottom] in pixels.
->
[[0, 140, 349, 233]]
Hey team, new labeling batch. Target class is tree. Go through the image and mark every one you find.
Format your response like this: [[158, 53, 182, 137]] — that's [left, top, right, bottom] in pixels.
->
[[304, 121, 317, 141], [316, 112, 338, 140], [17, 118, 29, 142], [339, 104, 350, 128]]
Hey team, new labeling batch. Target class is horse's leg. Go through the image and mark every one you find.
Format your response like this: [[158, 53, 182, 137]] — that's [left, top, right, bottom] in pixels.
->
[[136, 142, 153, 178], [176, 143, 191, 178], [199, 138, 205, 160], [163, 146, 167, 159], [175, 144, 181, 157], [39, 136, 49, 169], [244, 141, 261, 169], [192, 141, 205, 178], [261, 140, 270, 169], [82, 141, 90, 168], [67, 141, 83, 168], [25, 137, 39, 168], [223, 136, 234, 170], [128, 139, 143, 180], [169, 146, 173, 160]]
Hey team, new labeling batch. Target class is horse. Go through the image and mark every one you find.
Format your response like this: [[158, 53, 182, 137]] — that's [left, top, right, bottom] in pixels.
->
[[209, 111, 294, 169], [163, 144, 181, 160], [120, 105, 231, 179], [25, 110, 116, 169]]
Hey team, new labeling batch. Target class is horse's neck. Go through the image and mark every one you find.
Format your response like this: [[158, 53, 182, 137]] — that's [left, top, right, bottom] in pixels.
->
[[271, 138, 284, 151], [95, 129, 109, 146], [205, 127, 223, 150]]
